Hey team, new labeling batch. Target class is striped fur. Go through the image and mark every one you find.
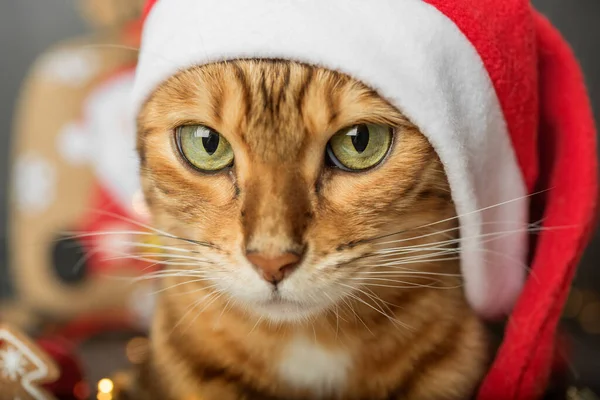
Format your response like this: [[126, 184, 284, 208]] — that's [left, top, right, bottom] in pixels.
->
[[128, 60, 489, 400]]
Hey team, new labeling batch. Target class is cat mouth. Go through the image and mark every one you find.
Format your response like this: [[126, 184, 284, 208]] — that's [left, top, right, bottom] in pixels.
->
[[263, 293, 303, 307], [256, 293, 325, 316], [254, 299, 324, 322]]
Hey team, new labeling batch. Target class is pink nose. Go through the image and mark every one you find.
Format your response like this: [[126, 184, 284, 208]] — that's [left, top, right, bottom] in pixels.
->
[[246, 252, 301, 284]]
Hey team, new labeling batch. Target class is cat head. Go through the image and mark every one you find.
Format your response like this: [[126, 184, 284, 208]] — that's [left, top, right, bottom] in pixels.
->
[[137, 60, 457, 323], [133, 0, 535, 320]]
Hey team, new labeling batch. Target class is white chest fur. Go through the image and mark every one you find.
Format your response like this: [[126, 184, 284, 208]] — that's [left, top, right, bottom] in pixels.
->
[[277, 336, 351, 397]]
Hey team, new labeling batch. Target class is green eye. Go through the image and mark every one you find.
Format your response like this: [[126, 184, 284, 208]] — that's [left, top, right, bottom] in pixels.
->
[[326, 124, 393, 171], [176, 125, 234, 172]]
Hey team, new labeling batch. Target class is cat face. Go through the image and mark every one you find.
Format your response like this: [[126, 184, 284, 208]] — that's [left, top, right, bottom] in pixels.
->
[[137, 60, 456, 323]]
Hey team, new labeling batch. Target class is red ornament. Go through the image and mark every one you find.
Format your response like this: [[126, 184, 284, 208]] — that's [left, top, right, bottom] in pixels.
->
[[37, 337, 84, 400]]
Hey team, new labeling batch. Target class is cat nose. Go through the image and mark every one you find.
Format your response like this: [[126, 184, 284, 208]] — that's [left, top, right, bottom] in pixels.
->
[[246, 252, 301, 285]]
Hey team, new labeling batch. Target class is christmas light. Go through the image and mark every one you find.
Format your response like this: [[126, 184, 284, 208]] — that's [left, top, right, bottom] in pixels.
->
[[98, 378, 114, 393], [97, 393, 113, 400]]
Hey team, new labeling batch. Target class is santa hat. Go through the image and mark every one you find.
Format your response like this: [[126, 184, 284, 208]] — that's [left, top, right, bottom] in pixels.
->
[[132, 0, 598, 398]]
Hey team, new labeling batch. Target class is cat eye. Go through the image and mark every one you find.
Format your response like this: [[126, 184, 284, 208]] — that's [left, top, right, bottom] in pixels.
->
[[326, 123, 393, 171], [176, 125, 234, 172]]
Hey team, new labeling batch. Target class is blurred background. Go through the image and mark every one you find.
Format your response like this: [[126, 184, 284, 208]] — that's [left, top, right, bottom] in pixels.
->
[[0, 0, 598, 399]]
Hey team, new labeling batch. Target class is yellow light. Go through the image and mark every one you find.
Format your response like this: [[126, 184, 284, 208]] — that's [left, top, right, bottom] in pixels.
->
[[97, 393, 112, 400], [98, 378, 114, 394]]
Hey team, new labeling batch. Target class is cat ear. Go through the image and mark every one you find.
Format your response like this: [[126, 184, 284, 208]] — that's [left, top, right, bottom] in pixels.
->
[[478, 12, 598, 400]]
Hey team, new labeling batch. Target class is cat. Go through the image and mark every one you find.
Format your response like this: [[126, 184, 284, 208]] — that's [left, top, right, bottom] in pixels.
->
[[120, 59, 489, 400]]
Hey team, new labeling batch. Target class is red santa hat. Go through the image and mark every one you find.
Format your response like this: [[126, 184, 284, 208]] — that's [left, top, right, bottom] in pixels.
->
[[133, 0, 598, 398]]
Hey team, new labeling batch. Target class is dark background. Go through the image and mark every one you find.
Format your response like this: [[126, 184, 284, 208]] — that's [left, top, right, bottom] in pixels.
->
[[0, 0, 598, 390]]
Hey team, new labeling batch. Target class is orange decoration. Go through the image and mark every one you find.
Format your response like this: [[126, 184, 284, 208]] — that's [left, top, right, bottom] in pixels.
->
[[0, 324, 59, 400]]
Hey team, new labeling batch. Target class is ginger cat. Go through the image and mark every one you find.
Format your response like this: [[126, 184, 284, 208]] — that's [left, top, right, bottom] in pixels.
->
[[122, 60, 489, 400]]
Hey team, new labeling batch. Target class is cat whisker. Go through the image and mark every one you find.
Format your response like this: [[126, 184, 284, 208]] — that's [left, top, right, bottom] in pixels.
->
[[85, 208, 174, 238], [105, 251, 214, 263], [362, 282, 462, 290], [361, 286, 409, 315], [322, 292, 341, 340], [367, 253, 459, 265], [215, 297, 235, 327], [354, 278, 444, 287], [340, 294, 374, 336], [342, 244, 459, 266], [176, 287, 229, 338], [169, 291, 219, 337], [103, 251, 215, 266], [71, 245, 101, 274], [371, 250, 459, 264], [383, 245, 533, 275], [377, 255, 461, 265], [358, 224, 574, 267], [140, 268, 214, 275], [82, 43, 141, 53], [334, 249, 452, 270], [62, 230, 164, 240], [61, 228, 219, 251], [362, 250, 533, 282], [152, 280, 220, 295], [119, 258, 208, 267], [333, 304, 340, 340], [345, 290, 408, 331], [358, 256, 462, 270], [189, 290, 227, 328], [351, 276, 443, 283], [355, 190, 554, 246], [373, 219, 543, 248], [374, 224, 536, 250], [128, 271, 216, 282], [374, 246, 459, 255], [140, 268, 227, 278], [338, 283, 411, 331], [373, 216, 577, 251], [357, 270, 461, 277], [83, 43, 198, 75], [116, 240, 204, 254], [248, 315, 265, 336], [359, 279, 461, 290], [168, 283, 226, 297]]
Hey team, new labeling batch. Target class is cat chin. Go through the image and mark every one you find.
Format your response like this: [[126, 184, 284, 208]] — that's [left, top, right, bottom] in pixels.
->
[[248, 300, 326, 324]]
